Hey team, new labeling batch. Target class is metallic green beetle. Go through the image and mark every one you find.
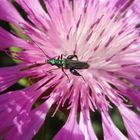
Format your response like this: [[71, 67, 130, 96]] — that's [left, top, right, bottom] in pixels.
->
[[32, 40, 89, 81], [47, 54, 89, 81]]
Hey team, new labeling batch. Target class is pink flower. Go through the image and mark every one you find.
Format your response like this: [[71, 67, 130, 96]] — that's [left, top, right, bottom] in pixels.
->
[[0, 0, 140, 140]]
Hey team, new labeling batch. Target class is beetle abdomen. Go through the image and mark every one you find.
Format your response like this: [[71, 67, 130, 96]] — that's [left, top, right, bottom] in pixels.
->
[[65, 60, 89, 69]]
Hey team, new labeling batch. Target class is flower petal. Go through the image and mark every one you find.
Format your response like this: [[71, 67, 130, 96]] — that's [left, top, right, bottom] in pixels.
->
[[53, 107, 84, 140], [0, 27, 29, 50], [0, 87, 41, 136], [16, 0, 50, 30], [0, 77, 51, 138], [5, 98, 54, 140], [79, 110, 98, 140], [118, 104, 140, 140], [101, 111, 128, 140], [0, 64, 26, 92], [122, 89, 140, 111], [0, 0, 25, 24]]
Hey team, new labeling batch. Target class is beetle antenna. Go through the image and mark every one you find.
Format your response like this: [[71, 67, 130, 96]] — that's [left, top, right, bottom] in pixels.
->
[[30, 38, 50, 59]]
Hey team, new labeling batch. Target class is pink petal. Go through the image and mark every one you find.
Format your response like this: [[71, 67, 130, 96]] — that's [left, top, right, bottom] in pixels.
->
[[0, 87, 40, 136], [16, 0, 50, 30], [118, 104, 140, 140], [132, 0, 140, 16], [122, 89, 140, 111], [45, 0, 74, 31], [79, 110, 98, 140], [0, 77, 52, 138], [0, 27, 29, 50], [53, 107, 84, 140], [0, 64, 26, 92], [5, 98, 54, 140], [101, 111, 128, 140], [0, 0, 25, 24]]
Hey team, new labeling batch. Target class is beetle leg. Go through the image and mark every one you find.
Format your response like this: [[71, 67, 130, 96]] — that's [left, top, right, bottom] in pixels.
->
[[57, 56, 60, 60], [70, 68, 81, 76], [67, 55, 78, 60], [61, 67, 70, 82], [70, 68, 86, 81], [60, 54, 64, 60]]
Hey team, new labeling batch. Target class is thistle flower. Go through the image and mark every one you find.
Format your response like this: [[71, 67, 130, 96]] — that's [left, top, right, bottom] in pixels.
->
[[0, 0, 140, 140]]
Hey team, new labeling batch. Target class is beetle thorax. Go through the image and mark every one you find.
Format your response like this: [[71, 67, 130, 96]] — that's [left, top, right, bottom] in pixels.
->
[[47, 59, 57, 65], [47, 59, 65, 66]]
